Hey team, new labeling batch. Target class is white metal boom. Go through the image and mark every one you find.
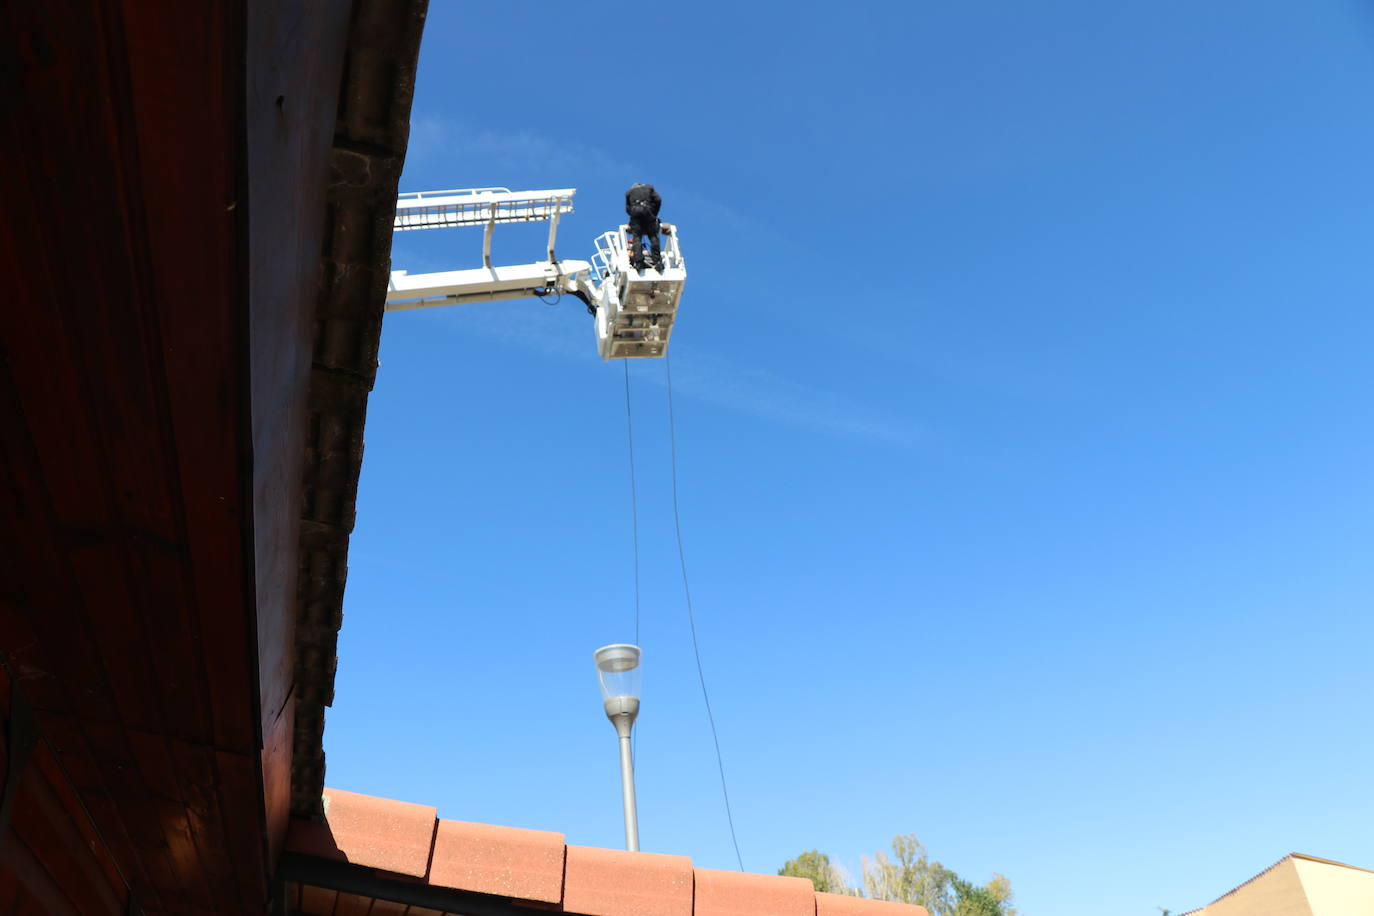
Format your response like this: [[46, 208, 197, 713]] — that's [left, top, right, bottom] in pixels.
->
[[385, 187, 685, 359]]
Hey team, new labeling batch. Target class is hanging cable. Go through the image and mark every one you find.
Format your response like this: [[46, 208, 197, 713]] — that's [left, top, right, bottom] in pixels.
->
[[624, 361, 644, 762], [665, 353, 745, 871], [623, 360, 641, 645]]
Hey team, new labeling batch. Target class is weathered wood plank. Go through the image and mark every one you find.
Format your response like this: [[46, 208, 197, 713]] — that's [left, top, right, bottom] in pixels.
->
[[123, 730, 216, 913], [0, 832, 79, 916], [0, 360, 120, 728], [300, 884, 340, 915], [165, 738, 243, 911], [65, 546, 168, 735], [80, 721, 185, 908], [10, 762, 123, 914], [36, 714, 162, 913], [30, 740, 128, 906], [115, 0, 258, 763], [218, 749, 270, 906]]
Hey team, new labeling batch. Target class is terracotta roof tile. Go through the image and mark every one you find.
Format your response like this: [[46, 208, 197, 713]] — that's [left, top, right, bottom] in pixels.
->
[[286, 789, 931, 916], [286, 817, 331, 858], [694, 867, 816, 916], [816, 892, 928, 916], [429, 818, 566, 903], [563, 845, 694, 916], [301, 787, 438, 877]]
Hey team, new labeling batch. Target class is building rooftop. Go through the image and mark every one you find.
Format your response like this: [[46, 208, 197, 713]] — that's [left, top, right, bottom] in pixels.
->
[[1178, 852, 1374, 916], [282, 788, 927, 916]]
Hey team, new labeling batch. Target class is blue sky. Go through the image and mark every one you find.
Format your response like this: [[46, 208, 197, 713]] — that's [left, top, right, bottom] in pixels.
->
[[323, 3, 1374, 913]]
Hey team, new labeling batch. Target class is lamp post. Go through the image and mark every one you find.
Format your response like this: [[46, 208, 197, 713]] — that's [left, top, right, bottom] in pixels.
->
[[594, 643, 641, 852]]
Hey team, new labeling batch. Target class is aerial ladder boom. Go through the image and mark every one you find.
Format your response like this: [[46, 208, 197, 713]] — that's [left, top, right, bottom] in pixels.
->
[[385, 187, 686, 359]]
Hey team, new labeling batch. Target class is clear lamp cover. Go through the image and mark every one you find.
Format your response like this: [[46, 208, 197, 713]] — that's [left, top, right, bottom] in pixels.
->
[[594, 644, 641, 701]]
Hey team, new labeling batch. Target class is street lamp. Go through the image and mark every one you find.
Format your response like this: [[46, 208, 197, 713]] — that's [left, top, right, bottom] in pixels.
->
[[594, 643, 641, 852]]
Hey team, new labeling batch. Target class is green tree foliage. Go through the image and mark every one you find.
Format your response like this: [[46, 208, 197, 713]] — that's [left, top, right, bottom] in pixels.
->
[[778, 850, 859, 896], [977, 874, 1016, 916], [949, 875, 1015, 916], [779, 835, 1016, 916], [862, 834, 955, 910]]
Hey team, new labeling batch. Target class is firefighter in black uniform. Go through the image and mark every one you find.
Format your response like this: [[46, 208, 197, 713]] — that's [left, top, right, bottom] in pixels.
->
[[625, 183, 665, 270]]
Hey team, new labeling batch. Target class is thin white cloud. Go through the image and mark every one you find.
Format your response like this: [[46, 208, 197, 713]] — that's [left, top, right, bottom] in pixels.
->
[[660, 350, 928, 449], [405, 115, 630, 185], [397, 305, 928, 449]]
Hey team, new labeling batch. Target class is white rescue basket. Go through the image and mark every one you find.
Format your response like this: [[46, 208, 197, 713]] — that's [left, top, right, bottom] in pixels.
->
[[591, 224, 687, 360]]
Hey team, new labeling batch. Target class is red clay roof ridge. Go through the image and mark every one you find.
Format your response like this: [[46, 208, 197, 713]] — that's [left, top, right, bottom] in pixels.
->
[[287, 787, 929, 916]]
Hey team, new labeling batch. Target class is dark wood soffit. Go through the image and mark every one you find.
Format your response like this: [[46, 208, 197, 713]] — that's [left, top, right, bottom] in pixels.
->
[[291, 0, 430, 819], [1, 0, 356, 911], [0, 1, 258, 910], [246, 0, 358, 881]]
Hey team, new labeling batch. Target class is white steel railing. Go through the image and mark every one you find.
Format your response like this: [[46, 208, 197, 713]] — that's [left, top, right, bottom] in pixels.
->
[[393, 187, 577, 232], [592, 224, 682, 282]]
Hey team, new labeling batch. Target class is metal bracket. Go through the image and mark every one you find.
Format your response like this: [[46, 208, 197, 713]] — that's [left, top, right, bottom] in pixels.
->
[[482, 209, 497, 269], [546, 206, 561, 263], [0, 655, 39, 848]]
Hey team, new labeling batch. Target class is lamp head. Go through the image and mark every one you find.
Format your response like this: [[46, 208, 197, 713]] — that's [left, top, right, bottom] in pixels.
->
[[594, 644, 641, 701], [594, 644, 641, 737]]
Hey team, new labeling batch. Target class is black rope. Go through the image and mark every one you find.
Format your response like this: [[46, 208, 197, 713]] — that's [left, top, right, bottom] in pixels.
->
[[665, 353, 744, 871]]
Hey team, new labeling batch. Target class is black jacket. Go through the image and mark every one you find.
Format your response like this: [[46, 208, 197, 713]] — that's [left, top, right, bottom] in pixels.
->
[[625, 184, 662, 221]]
